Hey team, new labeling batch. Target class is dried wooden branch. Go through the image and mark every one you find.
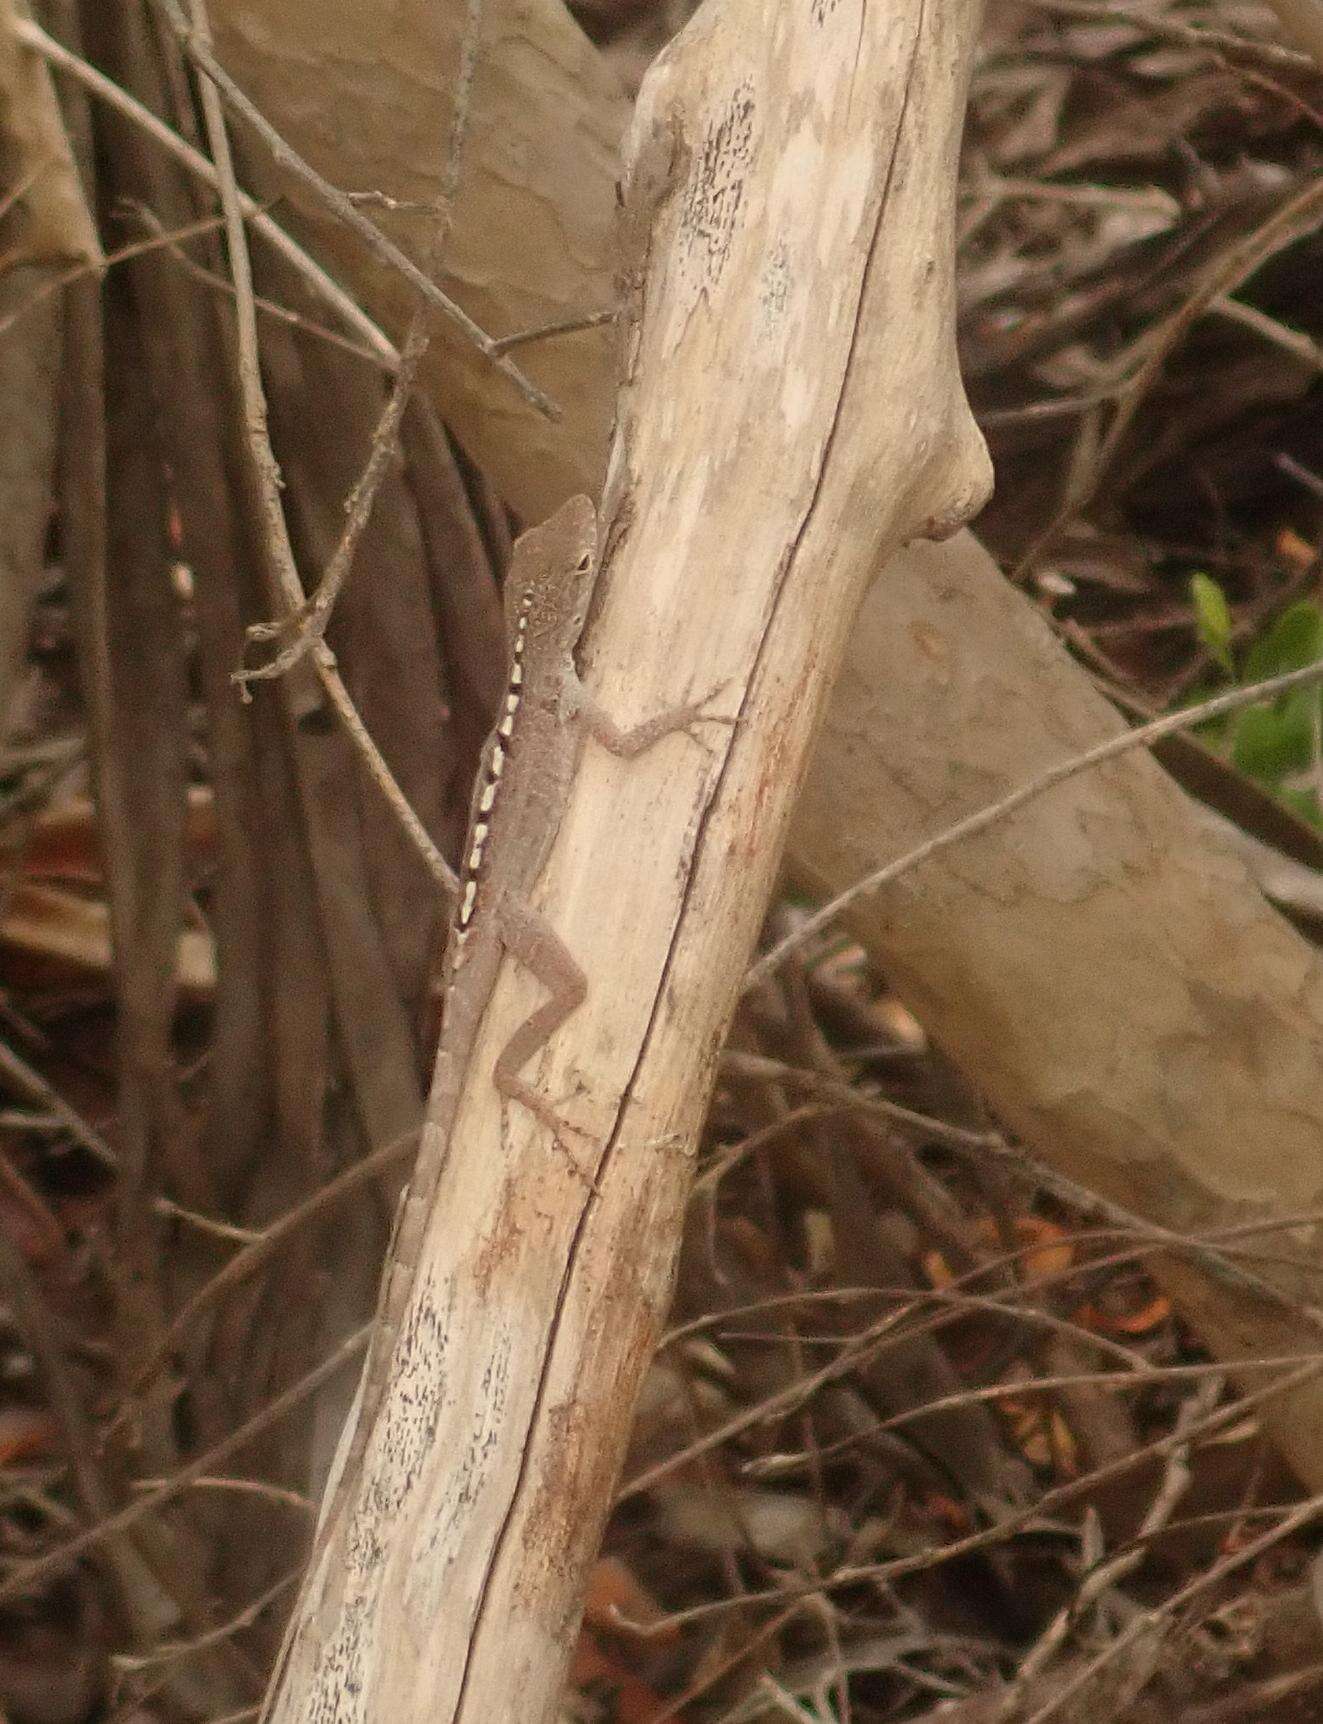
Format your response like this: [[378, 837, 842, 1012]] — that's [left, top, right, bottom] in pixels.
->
[[151, 0, 554, 415], [197, 0, 1323, 1498], [264, 3, 989, 1720], [0, 0, 85, 734], [235, 0, 486, 689], [205, 0, 626, 520], [11, 14, 397, 365], [788, 531, 1323, 1487], [181, 0, 456, 893]]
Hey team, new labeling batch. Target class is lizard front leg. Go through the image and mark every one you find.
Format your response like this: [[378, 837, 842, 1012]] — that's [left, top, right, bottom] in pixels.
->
[[573, 675, 733, 759]]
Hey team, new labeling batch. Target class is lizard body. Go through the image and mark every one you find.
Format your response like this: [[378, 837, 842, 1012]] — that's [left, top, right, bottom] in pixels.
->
[[263, 496, 720, 1715]]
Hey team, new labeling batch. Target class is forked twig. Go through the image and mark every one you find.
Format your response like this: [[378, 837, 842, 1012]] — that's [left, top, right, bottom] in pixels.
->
[[149, 0, 556, 418], [179, 0, 456, 892], [235, 0, 485, 687], [0, 1323, 372, 1608], [10, 17, 399, 369]]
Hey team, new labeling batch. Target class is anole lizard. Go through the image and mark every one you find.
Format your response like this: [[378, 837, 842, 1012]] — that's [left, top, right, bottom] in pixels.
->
[[263, 495, 722, 1714]]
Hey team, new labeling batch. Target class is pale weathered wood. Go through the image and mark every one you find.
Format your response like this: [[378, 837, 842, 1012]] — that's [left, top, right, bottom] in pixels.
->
[[790, 530, 1323, 1486], [205, 0, 1323, 1497], [262, 4, 989, 1719], [0, 0, 101, 268], [1263, 0, 1323, 67], [207, 0, 626, 521]]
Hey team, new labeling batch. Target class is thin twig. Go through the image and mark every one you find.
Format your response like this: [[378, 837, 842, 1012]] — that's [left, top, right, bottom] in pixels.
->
[[664, 1206, 1323, 1353], [662, 1198, 1323, 1361], [233, 320, 430, 688], [632, 1357, 1323, 1635], [151, 1199, 260, 1244], [134, 1476, 313, 1517], [721, 1049, 1009, 1147], [1278, 452, 1323, 502], [639, 1205, 1323, 1506], [236, 0, 485, 687], [0, 1322, 371, 1607], [1021, 1485, 1323, 1724], [744, 1362, 1281, 1480], [996, 1379, 1213, 1715], [0, 1226, 119, 1538], [624, 1286, 1166, 1506], [129, 1128, 417, 1401], [979, 1139, 1323, 1314], [747, 656, 1323, 988], [1027, 0, 1316, 69], [10, 18, 398, 369], [116, 1566, 302, 1674], [1212, 294, 1323, 373], [119, 202, 388, 368], [181, 0, 454, 893], [1014, 173, 1323, 577], [148, 0, 557, 418], [0, 209, 230, 341], [1183, 1661, 1323, 1724], [0, 158, 50, 223], [307, 676, 456, 890], [490, 304, 619, 355], [0, 1035, 114, 1166]]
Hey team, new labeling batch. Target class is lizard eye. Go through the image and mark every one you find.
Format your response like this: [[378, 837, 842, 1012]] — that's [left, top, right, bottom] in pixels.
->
[[576, 553, 592, 573]]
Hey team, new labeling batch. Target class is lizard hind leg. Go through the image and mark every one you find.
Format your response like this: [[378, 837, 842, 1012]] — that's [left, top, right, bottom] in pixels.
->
[[491, 893, 599, 1190]]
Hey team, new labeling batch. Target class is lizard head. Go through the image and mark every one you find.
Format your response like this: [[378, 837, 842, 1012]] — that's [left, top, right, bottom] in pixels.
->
[[504, 494, 599, 648]]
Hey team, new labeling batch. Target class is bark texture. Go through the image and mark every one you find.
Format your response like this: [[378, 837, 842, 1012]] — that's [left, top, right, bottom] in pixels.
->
[[263, 4, 989, 1719], [207, 0, 626, 521], [0, 267, 60, 736], [206, 0, 1323, 1497], [791, 531, 1323, 1485], [0, 0, 96, 735]]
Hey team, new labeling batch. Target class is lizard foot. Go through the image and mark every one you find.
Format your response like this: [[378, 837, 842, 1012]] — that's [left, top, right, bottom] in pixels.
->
[[580, 678, 738, 763], [671, 678, 740, 759], [499, 1080, 600, 1194]]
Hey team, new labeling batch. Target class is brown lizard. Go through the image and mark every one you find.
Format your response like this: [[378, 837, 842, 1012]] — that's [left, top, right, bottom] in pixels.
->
[[262, 495, 722, 1716]]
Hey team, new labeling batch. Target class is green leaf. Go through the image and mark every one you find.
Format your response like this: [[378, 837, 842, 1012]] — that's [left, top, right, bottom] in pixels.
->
[[1243, 600, 1323, 684], [1190, 573, 1234, 673], [1230, 686, 1320, 781]]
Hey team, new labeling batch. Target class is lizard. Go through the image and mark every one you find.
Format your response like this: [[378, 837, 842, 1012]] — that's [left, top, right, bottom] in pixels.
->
[[262, 494, 724, 1715]]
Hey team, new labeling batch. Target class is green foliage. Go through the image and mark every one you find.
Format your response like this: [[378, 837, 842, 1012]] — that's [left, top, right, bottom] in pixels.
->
[[1190, 572, 1234, 673], [1186, 577, 1323, 826]]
